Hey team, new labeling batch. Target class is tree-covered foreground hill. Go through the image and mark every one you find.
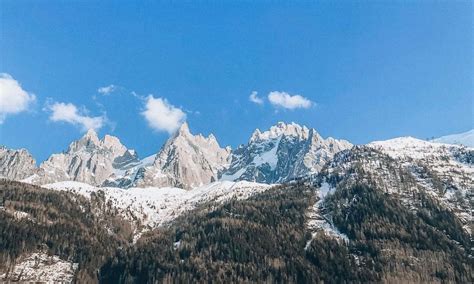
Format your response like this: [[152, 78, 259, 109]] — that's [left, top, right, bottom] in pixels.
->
[[100, 181, 472, 283], [0, 179, 130, 282]]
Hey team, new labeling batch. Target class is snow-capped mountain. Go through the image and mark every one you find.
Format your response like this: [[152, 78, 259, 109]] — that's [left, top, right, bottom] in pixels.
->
[[2, 122, 472, 197], [0, 146, 37, 180], [106, 122, 231, 189], [29, 129, 139, 186], [220, 122, 352, 183], [368, 137, 473, 229], [2, 126, 473, 283], [311, 137, 473, 233], [149, 122, 231, 188], [431, 129, 474, 147], [369, 136, 474, 193], [300, 136, 474, 246]]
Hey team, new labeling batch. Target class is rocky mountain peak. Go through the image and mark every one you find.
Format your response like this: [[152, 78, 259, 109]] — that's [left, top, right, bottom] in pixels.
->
[[31, 130, 138, 186], [176, 122, 191, 136], [206, 133, 218, 143], [0, 146, 37, 180], [84, 128, 100, 144], [102, 134, 128, 156], [68, 129, 101, 152], [222, 122, 352, 183], [168, 122, 227, 155], [122, 123, 231, 189], [250, 122, 311, 142], [97, 123, 232, 189], [67, 130, 129, 158]]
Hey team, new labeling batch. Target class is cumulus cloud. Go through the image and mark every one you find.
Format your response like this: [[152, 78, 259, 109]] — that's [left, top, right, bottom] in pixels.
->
[[0, 73, 36, 123], [46, 102, 106, 131], [268, 91, 313, 110], [249, 91, 264, 105], [97, 84, 117, 95], [141, 95, 186, 134]]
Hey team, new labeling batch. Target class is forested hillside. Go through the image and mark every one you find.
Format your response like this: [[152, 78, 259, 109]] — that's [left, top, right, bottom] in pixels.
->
[[99, 184, 362, 283], [0, 179, 130, 282], [99, 181, 473, 283]]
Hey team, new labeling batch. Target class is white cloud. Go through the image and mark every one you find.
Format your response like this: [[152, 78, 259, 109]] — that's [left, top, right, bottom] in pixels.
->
[[46, 102, 106, 131], [131, 91, 140, 98], [268, 91, 313, 110], [98, 84, 117, 95], [141, 95, 186, 134], [249, 91, 264, 105], [0, 73, 36, 123]]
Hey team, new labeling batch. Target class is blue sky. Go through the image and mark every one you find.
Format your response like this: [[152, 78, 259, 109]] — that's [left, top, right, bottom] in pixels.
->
[[1, 1, 472, 162]]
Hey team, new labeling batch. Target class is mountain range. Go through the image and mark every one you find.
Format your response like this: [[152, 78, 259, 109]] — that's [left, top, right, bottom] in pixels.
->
[[0, 123, 472, 282], [0, 122, 354, 188]]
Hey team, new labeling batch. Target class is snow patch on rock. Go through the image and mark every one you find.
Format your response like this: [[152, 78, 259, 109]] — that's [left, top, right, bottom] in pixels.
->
[[305, 182, 349, 250], [0, 252, 78, 282], [44, 180, 273, 241]]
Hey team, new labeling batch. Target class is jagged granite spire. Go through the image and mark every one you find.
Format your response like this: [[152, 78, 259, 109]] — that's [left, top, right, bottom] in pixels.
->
[[0, 146, 37, 180], [32, 130, 138, 186], [220, 122, 352, 183], [131, 122, 231, 189], [249, 122, 310, 142]]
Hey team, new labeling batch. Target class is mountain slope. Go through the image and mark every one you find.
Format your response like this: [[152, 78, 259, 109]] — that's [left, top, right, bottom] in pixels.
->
[[220, 122, 352, 183], [368, 137, 473, 233], [309, 144, 473, 281], [99, 180, 473, 282], [0, 179, 129, 282], [44, 180, 271, 241], [102, 154, 156, 188], [432, 129, 474, 147], [99, 184, 362, 283]]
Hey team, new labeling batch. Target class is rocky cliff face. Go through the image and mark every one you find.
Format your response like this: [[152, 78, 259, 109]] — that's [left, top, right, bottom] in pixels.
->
[[31, 129, 139, 186], [111, 122, 231, 189], [151, 122, 231, 188], [220, 122, 352, 183], [0, 146, 37, 180]]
